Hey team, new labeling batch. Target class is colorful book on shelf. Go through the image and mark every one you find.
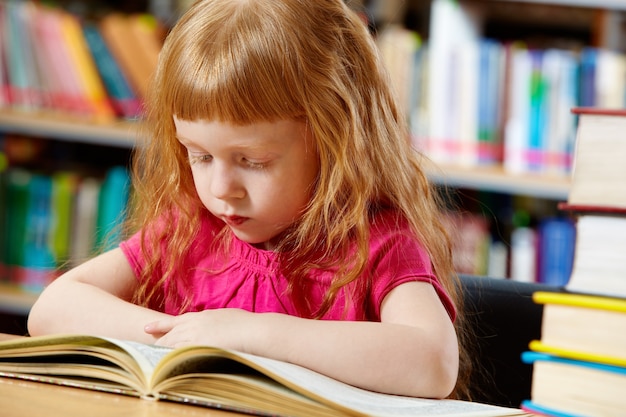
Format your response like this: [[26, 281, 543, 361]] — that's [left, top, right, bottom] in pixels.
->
[[57, 9, 116, 121], [69, 176, 102, 267], [95, 166, 131, 252], [99, 13, 161, 101], [536, 217, 575, 286], [49, 171, 79, 267], [567, 106, 626, 209], [3, 168, 31, 283], [539, 49, 577, 176], [531, 291, 626, 367], [0, 334, 529, 417], [521, 351, 626, 417], [19, 173, 56, 291], [0, 2, 11, 106], [503, 45, 532, 174], [477, 38, 505, 165], [82, 23, 142, 119], [2, 1, 43, 110]]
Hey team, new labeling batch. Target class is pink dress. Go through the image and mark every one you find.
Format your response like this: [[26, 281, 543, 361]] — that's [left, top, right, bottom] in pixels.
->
[[120, 209, 456, 321]]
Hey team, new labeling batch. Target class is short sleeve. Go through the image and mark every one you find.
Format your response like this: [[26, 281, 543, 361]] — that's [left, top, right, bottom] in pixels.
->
[[367, 213, 457, 322]]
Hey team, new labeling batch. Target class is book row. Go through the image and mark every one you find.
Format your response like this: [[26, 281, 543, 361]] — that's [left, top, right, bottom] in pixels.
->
[[378, 1, 626, 175], [0, 164, 131, 292], [0, 0, 163, 121], [444, 210, 576, 285]]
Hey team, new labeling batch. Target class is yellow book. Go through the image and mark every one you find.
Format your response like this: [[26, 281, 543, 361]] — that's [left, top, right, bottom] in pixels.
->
[[59, 10, 115, 122], [531, 291, 626, 365], [529, 340, 626, 368]]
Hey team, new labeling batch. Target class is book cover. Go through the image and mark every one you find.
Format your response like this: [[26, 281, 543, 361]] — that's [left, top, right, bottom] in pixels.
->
[[3, 1, 43, 110], [503, 45, 532, 174], [557, 202, 626, 214], [69, 177, 101, 267], [4, 168, 31, 284], [539, 49, 577, 176], [31, 5, 90, 114], [95, 166, 130, 252], [58, 10, 116, 122], [536, 217, 575, 286], [477, 38, 505, 165], [527, 50, 547, 172], [82, 23, 142, 119], [19, 173, 56, 291], [521, 401, 582, 417], [99, 13, 161, 101], [49, 171, 79, 267], [0, 334, 529, 417], [521, 351, 626, 417]]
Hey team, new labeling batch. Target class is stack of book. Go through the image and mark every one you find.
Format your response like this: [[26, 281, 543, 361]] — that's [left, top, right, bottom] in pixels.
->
[[521, 292, 626, 417], [560, 107, 626, 299], [521, 107, 626, 417]]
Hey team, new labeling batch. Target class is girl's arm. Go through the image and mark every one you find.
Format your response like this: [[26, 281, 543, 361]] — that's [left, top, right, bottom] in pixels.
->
[[145, 281, 458, 399], [27, 248, 171, 344]]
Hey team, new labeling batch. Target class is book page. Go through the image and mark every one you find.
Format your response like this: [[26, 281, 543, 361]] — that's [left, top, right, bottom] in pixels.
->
[[232, 352, 527, 417]]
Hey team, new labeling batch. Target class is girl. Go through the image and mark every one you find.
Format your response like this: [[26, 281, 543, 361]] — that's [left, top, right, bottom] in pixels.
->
[[28, 0, 471, 400]]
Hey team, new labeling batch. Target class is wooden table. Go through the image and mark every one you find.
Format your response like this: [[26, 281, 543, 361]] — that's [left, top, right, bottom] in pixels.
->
[[0, 333, 241, 417], [0, 377, 243, 417]]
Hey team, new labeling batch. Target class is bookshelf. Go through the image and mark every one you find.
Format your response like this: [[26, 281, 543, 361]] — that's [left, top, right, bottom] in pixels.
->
[[0, 0, 623, 318], [0, 110, 138, 149]]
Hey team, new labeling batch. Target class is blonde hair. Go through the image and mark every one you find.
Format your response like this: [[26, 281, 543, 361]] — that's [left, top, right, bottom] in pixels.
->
[[128, 0, 472, 399]]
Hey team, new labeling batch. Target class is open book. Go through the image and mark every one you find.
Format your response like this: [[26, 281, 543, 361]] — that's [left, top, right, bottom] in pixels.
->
[[0, 334, 528, 417]]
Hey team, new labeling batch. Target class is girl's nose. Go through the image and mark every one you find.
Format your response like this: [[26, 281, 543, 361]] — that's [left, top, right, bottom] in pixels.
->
[[209, 163, 245, 200]]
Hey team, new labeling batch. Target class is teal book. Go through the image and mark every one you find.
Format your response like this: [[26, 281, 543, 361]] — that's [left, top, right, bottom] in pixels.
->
[[522, 351, 626, 417], [82, 23, 142, 119], [95, 166, 130, 251], [21, 173, 56, 291], [4, 168, 31, 283], [0, 151, 7, 280]]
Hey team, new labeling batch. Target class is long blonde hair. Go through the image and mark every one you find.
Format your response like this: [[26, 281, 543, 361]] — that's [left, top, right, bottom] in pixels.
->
[[127, 0, 472, 399]]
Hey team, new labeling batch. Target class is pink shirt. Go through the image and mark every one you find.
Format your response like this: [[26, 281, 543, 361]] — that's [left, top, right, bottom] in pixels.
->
[[120, 210, 456, 321]]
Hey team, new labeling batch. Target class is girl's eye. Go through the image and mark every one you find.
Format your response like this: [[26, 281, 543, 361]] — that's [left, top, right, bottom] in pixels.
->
[[243, 159, 266, 169], [190, 154, 212, 165]]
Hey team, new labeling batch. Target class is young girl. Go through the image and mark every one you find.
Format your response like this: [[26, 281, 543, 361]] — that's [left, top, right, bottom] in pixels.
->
[[28, 0, 472, 400]]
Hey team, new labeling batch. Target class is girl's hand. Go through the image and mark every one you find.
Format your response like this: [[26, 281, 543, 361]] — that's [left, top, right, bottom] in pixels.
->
[[144, 308, 254, 351]]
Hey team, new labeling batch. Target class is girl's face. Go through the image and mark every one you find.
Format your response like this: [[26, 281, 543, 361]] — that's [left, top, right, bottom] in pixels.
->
[[175, 117, 319, 250]]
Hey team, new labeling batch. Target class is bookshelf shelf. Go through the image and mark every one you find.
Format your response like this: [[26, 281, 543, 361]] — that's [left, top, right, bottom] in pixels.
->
[[0, 110, 138, 148], [428, 164, 571, 200]]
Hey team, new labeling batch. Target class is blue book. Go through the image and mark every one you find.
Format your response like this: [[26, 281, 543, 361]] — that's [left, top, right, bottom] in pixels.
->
[[537, 217, 575, 286], [528, 50, 547, 171], [521, 400, 585, 417], [577, 48, 597, 107]]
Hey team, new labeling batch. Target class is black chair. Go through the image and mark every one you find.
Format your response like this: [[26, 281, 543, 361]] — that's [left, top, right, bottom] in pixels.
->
[[459, 275, 563, 407]]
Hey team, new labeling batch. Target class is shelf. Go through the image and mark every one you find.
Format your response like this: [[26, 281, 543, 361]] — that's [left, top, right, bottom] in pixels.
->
[[0, 109, 138, 148], [497, 0, 626, 11], [0, 284, 39, 316], [427, 164, 571, 200]]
